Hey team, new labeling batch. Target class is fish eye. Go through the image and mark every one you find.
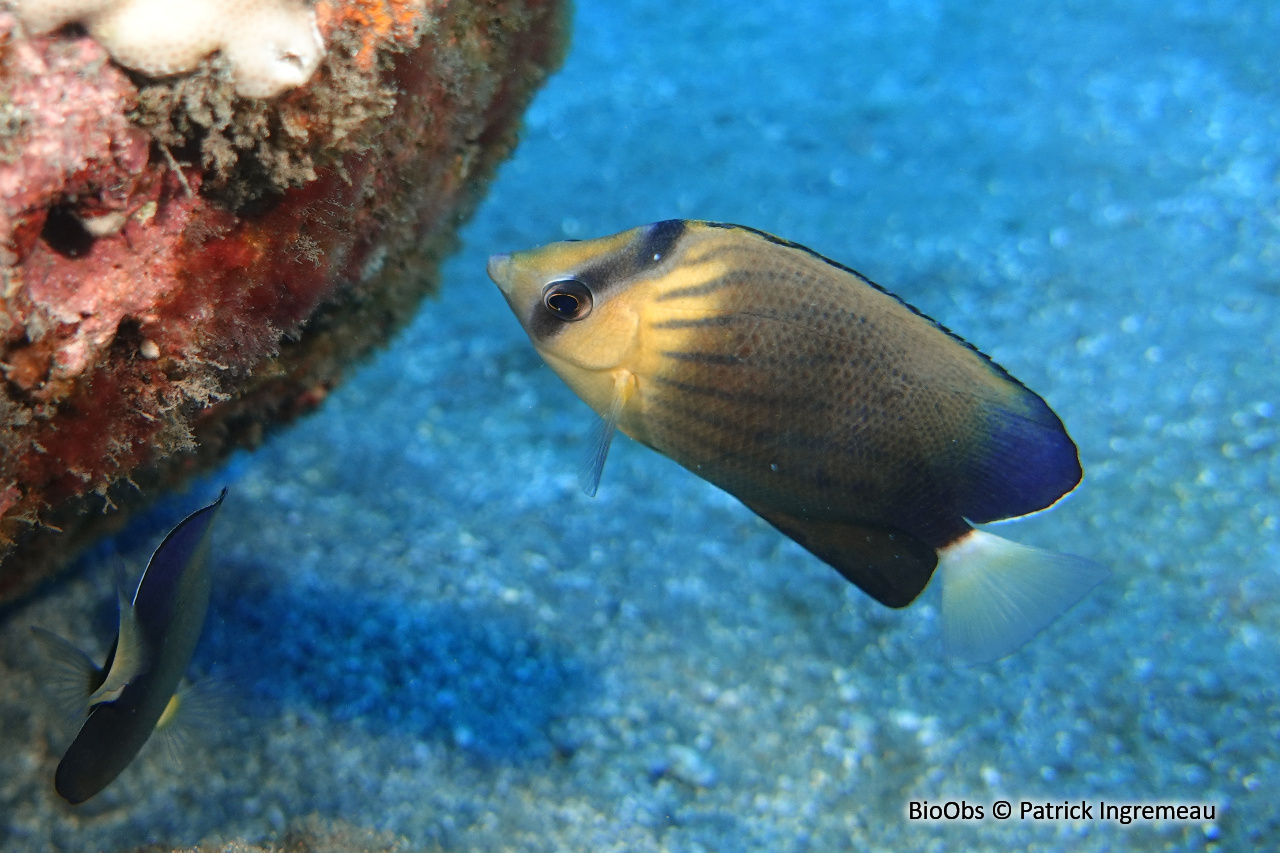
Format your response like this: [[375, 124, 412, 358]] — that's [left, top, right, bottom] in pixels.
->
[[542, 278, 594, 321]]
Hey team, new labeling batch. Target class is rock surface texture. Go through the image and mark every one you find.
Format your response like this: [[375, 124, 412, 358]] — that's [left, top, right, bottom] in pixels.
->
[[0, 0, 569, 602]]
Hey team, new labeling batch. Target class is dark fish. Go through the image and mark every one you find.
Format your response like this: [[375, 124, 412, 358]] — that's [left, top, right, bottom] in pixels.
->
[[487, 220, 1107, 662], [31, 489, 225, 804]]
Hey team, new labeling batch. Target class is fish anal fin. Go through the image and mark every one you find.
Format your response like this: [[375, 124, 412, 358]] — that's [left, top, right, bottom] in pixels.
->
[[940, 529, 1108, 664], [746, 504, 937, 608]]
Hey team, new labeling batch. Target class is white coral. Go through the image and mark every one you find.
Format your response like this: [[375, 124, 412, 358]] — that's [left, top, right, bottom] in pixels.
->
[[14, 0, 325, 98]]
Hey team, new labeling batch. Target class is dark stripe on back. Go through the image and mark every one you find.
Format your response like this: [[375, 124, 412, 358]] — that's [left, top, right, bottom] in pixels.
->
[[650, 392, 831, 450], [652, 374, 829, 412], [653, 374, 772, 405], [659, 350, 743, 366], [697, 220, 1030, 391], [538, 221, 692, 341], [653, 274, 735, 302], [651, 247, 739, 302], [637, 220, 686, 268], [642, 399, 747, 462]]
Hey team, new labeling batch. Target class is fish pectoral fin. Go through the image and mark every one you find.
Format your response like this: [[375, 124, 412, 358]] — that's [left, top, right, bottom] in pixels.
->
[[745, 504, 937, 608], [29, 627, 103, 719], [152, 673, 233, 770], [578, 371, 636, 497], [154, 693, 190, 770], [939, 529, 1109, 664]]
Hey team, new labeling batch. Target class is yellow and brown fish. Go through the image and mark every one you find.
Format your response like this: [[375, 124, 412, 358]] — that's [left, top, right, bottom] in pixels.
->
[[31, 489, 225, 803], [487, 220, 1107, 663]]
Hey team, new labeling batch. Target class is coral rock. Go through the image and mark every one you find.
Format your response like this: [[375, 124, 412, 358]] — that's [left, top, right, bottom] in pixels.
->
[[0, 0, 570, 602], [15, 0, 326, 98]]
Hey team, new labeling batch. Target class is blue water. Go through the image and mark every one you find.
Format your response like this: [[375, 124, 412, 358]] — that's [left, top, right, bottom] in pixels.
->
[[3, 0, 1279, 850]]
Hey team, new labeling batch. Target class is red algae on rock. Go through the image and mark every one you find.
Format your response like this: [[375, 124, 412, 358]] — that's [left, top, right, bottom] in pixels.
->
[[0, 0, 570, 602]]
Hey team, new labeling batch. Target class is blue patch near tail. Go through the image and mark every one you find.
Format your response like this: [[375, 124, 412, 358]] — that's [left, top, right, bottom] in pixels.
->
[[960, 397, 1083, 524]]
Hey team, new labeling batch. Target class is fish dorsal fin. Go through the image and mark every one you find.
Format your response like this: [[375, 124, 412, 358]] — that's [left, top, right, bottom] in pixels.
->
[[29, 627, 103, 720], [86, 564, 148, 707], [744, 503, 938, 608], [579, 371, 636, 497]]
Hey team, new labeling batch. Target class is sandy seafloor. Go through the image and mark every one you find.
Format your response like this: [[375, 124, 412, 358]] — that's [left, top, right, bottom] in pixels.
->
[[3, 0, 1280, 850]]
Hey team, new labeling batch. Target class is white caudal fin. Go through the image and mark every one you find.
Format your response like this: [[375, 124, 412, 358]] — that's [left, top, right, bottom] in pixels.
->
[[940, 529, 1109, 664]]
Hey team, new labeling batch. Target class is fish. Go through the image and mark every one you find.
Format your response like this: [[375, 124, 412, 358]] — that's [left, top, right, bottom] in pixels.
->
[[31, 489, 226, 804], [487, 220, 1108, 663]]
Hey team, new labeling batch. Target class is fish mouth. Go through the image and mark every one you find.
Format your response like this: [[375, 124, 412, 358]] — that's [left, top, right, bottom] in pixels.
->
[[486, 253, 513, 292]]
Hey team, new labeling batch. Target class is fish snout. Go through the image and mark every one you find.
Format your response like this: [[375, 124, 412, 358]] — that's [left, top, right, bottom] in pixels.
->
[[486, 253, 513, 291]]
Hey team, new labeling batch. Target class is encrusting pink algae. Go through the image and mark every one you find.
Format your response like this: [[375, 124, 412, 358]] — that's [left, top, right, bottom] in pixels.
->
[[0, 0, 570, 602]]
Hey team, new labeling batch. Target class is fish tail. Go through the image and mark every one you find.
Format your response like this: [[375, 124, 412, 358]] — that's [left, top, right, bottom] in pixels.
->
[[939, 530, 1108, 664]]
